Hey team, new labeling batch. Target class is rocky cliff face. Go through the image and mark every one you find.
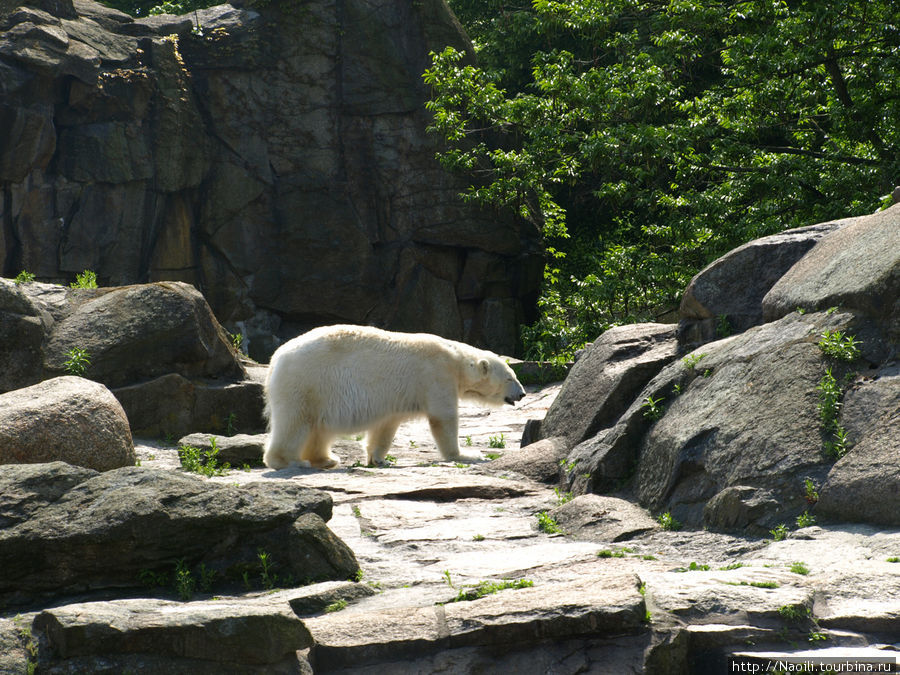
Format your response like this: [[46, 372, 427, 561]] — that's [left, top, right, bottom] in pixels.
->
[[0, 0, 543, 359]]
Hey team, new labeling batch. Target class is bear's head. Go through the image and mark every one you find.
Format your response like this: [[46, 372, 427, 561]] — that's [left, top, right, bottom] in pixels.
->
[[462, 354, 526, 407]]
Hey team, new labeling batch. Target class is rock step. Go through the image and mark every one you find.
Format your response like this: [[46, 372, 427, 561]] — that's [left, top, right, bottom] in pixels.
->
[[304, 575, 648, 671], [33, 582, 373, 672]]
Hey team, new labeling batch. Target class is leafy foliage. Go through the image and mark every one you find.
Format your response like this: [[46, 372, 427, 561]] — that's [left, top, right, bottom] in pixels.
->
[[427, 0, 900, 357]]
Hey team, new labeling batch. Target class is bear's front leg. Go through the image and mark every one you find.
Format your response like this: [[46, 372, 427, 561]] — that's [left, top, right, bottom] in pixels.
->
[[428, 415, 481, 463]]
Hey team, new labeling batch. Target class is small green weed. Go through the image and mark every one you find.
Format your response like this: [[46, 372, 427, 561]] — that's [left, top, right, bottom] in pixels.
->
[[597, 549, 625, 558], [789, 561, 810, 575], [796, 511, 816, 528], [13, 270, 35, 284], [225, 412, 238, 436], [681, 353, 706, 370], [716, 314, 732, 338], [464, 435, 472, 446], [178, 439, 230, 477], [554, 487, 573, 505], [174, 559, 196, 600], [824, 426, 850, 460], [536, 511, 562, 534], [472, 534, 485, 541], [558, 457, 579, 472], [719, 562, 745, 570], [675, 562, 711, 572], [484, 452, 502, 460], [778, 604, 811, 622], [489, 433, 506, 449], [70, 269, 98, 289], [886, 557, 899, 563], [13, 615, 38, 674], [229, 332, 244, 352], [64, 347, 91, 375], [817, 330, 861, 362], [325, 599, 348, 612], [448, 578, 533, 602], [642, 395, 665, 421], [442, 570, 454, 588], [770, 523, 789, 541], [803, 478, 819, 504], [808, 631, 829, 643], [258, 549, 277, 589], [656, 511, 681, 531]]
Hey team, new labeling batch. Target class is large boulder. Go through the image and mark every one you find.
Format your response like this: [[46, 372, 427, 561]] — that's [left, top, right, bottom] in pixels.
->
[[0, 0, 543, 358], [817, 364, 900, 526], [762, 202, 900, 341], [678, 219, 849, 349], [0, 278, 264, 436], [0, 463, 359, 608], [538, 323, 677, 450], [0, 376, 135, 471]]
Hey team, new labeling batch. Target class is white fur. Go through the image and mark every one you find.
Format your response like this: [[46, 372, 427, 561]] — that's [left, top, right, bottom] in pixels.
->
[[263, 325, 526, 469]]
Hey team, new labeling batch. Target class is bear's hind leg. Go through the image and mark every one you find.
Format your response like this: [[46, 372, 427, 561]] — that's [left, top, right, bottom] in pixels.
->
[[264, 424, 309, 469], [366, 416, 402, 465], [301, 429, 341, 469]]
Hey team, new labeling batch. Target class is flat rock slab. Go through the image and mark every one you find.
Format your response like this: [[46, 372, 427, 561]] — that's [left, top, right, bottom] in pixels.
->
[[305, 573, 647, 671], [35, 594, 313, 664]]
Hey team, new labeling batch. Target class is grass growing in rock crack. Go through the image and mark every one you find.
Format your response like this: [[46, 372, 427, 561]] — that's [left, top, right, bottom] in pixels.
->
[[681, 353, 706, 370], [817, 330, 861, 362], [675, 562, 711, 572], [789, 561, 810, 575], [13, 615, 38, 675], [554, 487, 573, 505], [63, 347, 91, 375], [488, 433, 506, 449], [446, 578, 534, 602], [536, 511, 562, 534], [778, 604, 811, 622], [770, 523, 789, 541], [796, 511, 816, 528], [178, 438, 230, 477], [13, 270, 35, 284], [803, 478, 819, 504], [174, 559, 196, 600], [324, 599, 348, 612], [656, 511, 681, 531], [641, 395, 665, 421], [70, 269, 98, 289]]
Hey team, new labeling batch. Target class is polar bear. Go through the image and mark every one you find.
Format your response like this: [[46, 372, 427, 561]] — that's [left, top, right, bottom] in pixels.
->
[[262, 325, 526, 470]]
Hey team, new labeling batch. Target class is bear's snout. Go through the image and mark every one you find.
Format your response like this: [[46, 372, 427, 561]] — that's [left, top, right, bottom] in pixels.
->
[[505, 386, 526, 405]]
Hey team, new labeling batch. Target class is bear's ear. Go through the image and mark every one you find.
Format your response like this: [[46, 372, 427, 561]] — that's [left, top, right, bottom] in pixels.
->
[[478, 358, 490, 375]]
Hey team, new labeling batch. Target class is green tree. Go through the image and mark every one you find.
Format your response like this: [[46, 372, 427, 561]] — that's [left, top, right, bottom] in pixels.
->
[[426, 0, 899, 358]]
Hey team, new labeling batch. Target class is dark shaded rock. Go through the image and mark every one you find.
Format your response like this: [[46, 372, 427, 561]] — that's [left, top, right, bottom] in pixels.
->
[[678, 220, 848, 349], [817, 364, 900, 526], [0, 464, 357, 608], [1, 0, 542, 357], [540, 323, 678, 450], [114, 373, 265, 438], [0, 376, 135, 471], [763, 202, 900, 342]]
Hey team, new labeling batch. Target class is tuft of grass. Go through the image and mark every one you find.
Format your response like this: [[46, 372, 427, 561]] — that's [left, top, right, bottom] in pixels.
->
[[536, 511, 562, 534], [325, 599, 348, 613], [642, 395, 665, 421], [719, 562, 745, 571], [803, 478, 819, 504], [681, 353, 706, 370], [887, 556, 900, 563], [178, 438, 230, 477], [258, 549, 277, 589], [448, 578, 533, 603], [770, 523, 789, 541], [778, 603, 811, 622], [13, 270, 35, 284], [464, 435, 472, 446], [488, 433, 506, 449], [70, 269, 98, 289], [796, 511, 816, 528], [554, 487, 573, 505], [789, 561, 810, 575], [174, 559, 196, 601], [484, 452, 502, 460], [817, 330, 861, 362], [597, 549, 626, 559], [472, 534, 485, 541], [656, 511, 681, 531], [63, 347, 92, 375], [675, 562, 711, 572]]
